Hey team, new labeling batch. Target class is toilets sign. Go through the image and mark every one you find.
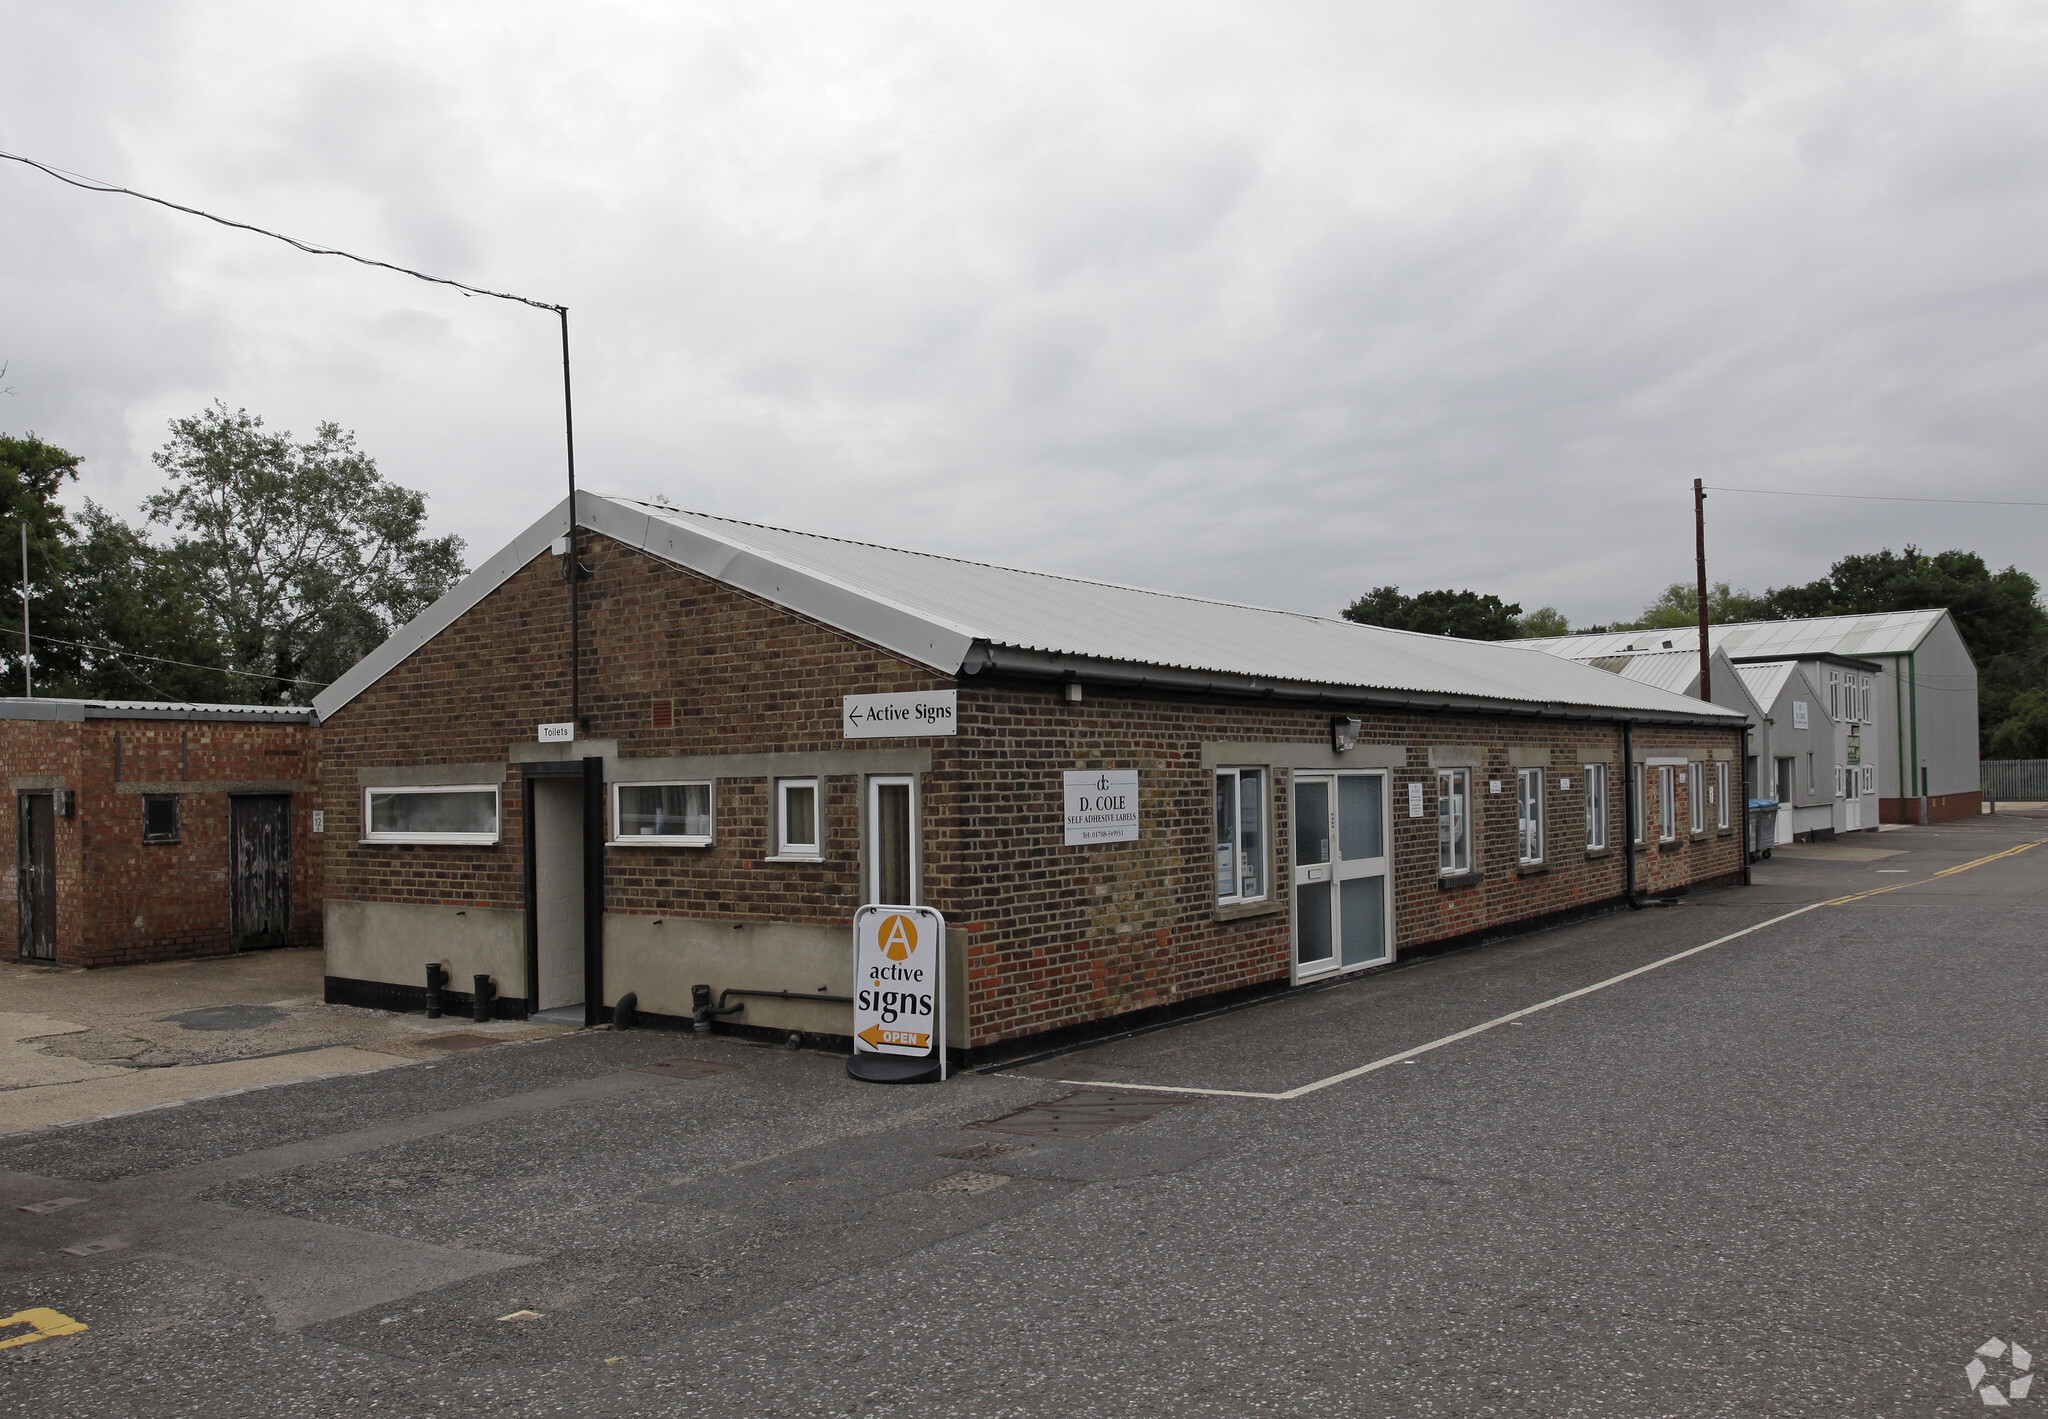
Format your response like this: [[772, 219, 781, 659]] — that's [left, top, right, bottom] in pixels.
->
[[843, 691, 958, 738], [1064, 769, 1140, 845]]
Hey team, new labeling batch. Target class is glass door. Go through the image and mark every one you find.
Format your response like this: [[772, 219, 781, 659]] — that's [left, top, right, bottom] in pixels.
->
[[1292, 772, 1392, 981]]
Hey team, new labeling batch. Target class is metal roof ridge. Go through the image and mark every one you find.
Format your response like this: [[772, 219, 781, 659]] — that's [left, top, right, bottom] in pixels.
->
[[613, 495, 1379, 631]]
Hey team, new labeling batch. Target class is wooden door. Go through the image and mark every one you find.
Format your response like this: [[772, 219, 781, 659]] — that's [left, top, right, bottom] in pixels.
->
[[230, 795, 292, 950], [17, 792, 55, 961]]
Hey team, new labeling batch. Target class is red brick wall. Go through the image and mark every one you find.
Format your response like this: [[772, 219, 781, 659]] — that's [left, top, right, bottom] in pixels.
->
[[322, 532, 1744, 1048], [0, 715, 321, 967]]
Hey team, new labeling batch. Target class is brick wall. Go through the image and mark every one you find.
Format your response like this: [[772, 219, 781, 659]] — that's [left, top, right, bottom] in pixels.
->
[[323, 531, 1744, 1049], [0, 715, 321, 967]]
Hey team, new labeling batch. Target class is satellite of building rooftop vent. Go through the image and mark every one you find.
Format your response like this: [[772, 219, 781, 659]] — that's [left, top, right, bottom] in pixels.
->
[[3, 4, 2045, 1415]]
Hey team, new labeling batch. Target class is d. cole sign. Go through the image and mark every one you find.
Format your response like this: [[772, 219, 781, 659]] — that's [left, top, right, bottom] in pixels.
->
[[1064, 769, 1140, 845], [843, 691, 957, 739]]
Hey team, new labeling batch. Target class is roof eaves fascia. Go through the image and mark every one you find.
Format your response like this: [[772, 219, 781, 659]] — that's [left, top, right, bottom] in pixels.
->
[[589, 495, 978, 675], [313, 495, 573, 720]]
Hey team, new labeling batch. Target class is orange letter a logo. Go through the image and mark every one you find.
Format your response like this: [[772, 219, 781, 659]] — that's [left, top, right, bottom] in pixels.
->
[[878, 913, 919, 962]]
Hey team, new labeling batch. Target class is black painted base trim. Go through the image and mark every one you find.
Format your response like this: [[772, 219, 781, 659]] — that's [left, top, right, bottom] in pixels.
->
[[323, 975, 532, 1021]]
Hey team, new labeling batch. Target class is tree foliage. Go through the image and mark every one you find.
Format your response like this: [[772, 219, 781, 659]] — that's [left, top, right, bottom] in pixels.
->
[[1342, 586, 1524, 640], [143, 403, 467, 700], [1, 406, 465, 704]]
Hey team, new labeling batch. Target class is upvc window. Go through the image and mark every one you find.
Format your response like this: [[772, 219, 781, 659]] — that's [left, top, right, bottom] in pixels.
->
[[1716, 761, 1730, 829], [867, 776, 917, 905], [1862, 676, 1874, 723], [1845, 675, 1859, 722], [363, 785, 500, 844], [1584, 764, 1607, 850], [1630, 763, 1646, 843], [1656, 766, 1676, 841], [774, 778, 822, 859], [612, 781, 712, 846], [1215, 767, 1268, 904], [1828, 671, 1841, 720], [1689, 763, 1706, 835], [1437, 768, 1471, 875], [1516, 768, 1543, 864], [1862, 765, 1875, 794]]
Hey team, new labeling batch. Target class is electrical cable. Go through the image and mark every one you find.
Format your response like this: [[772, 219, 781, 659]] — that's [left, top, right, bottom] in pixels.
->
[[8, 631, 326, 687], [1702, 486, 2048, 509], [0, 149, 561, 314]]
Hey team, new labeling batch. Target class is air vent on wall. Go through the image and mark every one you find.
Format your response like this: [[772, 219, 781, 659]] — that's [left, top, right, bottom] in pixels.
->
[[651, 698, 675, 730]]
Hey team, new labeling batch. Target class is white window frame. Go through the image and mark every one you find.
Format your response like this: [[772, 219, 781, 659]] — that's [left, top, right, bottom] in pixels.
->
[[866, 774, 919, 905], [1828, 670, 1840, 721], [772, 777, 823, 861], [361, 784, 500, 845], [1862, 764, 1875, 794], [1862, 675, 1874, 723], [1630, 763, 1646, 843], [1215, 766, 1269, 905], [1689, 763, 1707, 835], [1437, 767, 1471, 876], [1584, 764, 1607, 850], [1656, 766, 1677, 841], [1716, 761, 1730, 830], [1516, 767, 1543, 864], [611, 779, 714, 847]]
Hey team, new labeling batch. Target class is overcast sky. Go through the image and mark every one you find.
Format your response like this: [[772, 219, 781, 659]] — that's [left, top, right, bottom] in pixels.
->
[[4, 2, 2046, 629]]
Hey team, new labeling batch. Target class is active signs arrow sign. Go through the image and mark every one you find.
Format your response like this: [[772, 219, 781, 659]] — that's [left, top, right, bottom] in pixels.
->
[[849, 904, 947, 1084]]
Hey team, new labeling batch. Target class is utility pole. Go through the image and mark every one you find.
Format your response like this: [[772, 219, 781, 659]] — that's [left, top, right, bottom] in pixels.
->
[[1694, 478, 1710, 702], [19, 521, 31, 697]]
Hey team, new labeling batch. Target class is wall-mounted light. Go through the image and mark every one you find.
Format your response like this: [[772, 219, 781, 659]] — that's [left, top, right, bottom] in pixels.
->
[[1064, 680, 1084, 703], [1330, 716, 1362, 753]]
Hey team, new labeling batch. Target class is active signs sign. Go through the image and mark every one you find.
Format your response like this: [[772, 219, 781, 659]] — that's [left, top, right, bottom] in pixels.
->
[[1064, 769, 1139, 845], [848, 904, 947, 1084], [843, 691, 957, 739]]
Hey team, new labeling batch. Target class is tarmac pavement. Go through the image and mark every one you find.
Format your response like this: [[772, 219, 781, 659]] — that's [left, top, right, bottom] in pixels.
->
[[1, 808, 2043, 1416]]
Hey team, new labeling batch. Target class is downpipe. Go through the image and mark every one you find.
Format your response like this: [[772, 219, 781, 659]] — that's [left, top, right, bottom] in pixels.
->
[[1623, 721, 1644, 909]]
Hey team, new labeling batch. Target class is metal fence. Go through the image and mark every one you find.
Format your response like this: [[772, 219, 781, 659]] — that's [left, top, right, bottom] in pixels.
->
[[1983, 760, 2048, 802]]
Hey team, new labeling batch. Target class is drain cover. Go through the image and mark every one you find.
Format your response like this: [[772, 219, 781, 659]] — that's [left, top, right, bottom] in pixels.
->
[[939, 1141, 1028, 1163], [421, 1034, 499, 1051], [17, 1197, 87, 1215], [970, 1090, 1190, 1138], [631, 1057, 740, 1081], [59, 1239, 125, 1257], [926, 1171, 1012, 1195]]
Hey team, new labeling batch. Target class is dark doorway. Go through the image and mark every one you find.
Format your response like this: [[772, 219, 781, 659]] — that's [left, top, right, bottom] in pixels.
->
[[230, 794, 293, 951], [17, 792, 55, 961]]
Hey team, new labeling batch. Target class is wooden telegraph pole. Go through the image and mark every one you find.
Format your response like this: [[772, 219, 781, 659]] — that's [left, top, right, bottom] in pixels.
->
[[1694, 478, 1711, 702]]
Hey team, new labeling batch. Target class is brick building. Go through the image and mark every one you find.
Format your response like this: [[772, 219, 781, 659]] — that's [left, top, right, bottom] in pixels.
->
[[314, 494, 1748, 1056], [2, 699, 321, 967]]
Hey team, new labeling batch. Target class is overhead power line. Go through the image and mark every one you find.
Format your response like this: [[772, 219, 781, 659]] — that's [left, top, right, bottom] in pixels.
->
[[0, 149, 558, 313], [11, 632, 329, 687], [1703, 485, 2048, 509]]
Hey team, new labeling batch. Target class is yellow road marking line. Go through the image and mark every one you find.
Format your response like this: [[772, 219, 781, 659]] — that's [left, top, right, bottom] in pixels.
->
[[1022, 837, 2048, 1102], [0, 1307, 89, 1349]]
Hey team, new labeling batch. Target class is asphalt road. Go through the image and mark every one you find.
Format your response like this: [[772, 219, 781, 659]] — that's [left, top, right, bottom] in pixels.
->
[[2, 810, 2044, 1417]]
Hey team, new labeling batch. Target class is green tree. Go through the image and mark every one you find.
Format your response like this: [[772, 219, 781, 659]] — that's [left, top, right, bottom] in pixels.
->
[[1514, 606, 1570, 638], [1986, 686, 2048, 759], [144, 402, 467, 700], [1761, 547, 2044, 666], [1630, 581, 1773, 630], [0, 432, 87, 693], [61, 501, 237, 702], [1342, 586, 1523, 640]]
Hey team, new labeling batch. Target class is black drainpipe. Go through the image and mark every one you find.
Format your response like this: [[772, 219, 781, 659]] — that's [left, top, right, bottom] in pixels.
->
[[1622, 719, 1642, 909]]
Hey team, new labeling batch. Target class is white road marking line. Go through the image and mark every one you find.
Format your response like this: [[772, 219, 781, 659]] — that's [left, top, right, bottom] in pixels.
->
[[1017, 902, 1832, 1102]]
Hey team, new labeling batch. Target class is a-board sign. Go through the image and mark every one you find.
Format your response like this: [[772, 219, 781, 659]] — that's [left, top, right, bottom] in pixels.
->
[[843, 691, 957, 739], [1064, 769, 1139, 845], [848, 904, 946, 1084], [538, 722, 576, 743]]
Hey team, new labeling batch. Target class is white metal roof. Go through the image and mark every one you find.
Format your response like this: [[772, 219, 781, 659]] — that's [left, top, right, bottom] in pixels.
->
[[0, 697, 315, 724], [315, 493, 1747, 724], [1522, 608, 1949, 663], [1735, 661, 1801, 708]]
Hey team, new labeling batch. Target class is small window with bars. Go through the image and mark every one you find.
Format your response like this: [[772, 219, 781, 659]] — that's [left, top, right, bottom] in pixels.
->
[[142, 794, 180, 844]]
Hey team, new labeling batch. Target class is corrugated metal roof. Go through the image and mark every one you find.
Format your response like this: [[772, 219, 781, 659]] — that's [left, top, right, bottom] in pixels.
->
[[0, 697, 315, 724], [316, 493, 1747, 723], [1522, 608, 1948, 663], [1735, 661, 1800, 707], [617, 500, 1742, 720]]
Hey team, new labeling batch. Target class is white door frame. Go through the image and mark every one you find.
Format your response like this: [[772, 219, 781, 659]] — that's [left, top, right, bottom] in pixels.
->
[[865, 774, 920, 906], [1290, 770, 1394, 985]]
